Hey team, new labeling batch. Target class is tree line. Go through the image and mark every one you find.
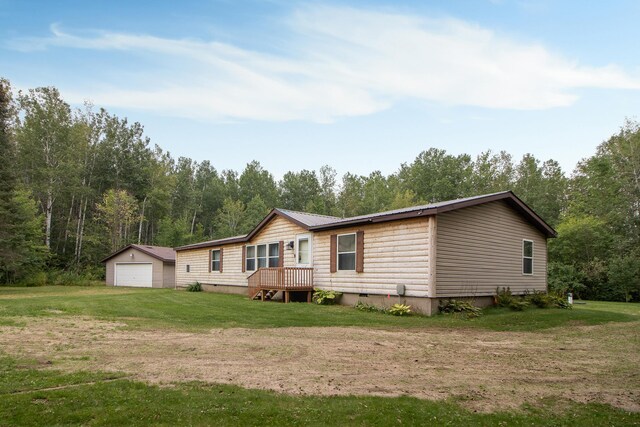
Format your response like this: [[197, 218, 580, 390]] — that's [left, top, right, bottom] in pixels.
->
[[0, 79, 638, 301]]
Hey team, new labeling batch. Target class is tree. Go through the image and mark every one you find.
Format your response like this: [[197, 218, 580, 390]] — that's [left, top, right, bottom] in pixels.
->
[[608, 253, 640, 302], [16, 87, 75, 249], [337, 173, 365, 217], [241, 195, 269, 233], [513, 154, 567, 227], [239, 161, 279, 208], [0, 79, 47, 282], [471, 150, 514, 194], [398, 148, 473, 203], [96, 189, 138, 252], [279, 170, 322, 212], [317, 165, 338, 216], [215, 198, 245, 238]]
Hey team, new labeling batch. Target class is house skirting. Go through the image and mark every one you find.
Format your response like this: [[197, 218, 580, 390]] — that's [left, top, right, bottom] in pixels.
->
[[178, 282, 495, 316], [340, 293, 494, 315]]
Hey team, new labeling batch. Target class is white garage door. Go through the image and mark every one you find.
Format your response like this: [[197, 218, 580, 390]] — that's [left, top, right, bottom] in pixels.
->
[[115, 263, 153, 288]]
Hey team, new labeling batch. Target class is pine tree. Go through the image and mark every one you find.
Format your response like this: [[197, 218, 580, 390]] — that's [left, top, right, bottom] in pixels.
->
[[0, 79, 47, 282]]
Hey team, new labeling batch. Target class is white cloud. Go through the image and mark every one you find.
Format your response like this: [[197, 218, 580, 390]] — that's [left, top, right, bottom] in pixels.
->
[[8, 6, 640, 122]]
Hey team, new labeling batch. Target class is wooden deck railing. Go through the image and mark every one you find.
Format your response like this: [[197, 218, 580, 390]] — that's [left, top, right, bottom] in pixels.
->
[[247, 267, 314, 298]]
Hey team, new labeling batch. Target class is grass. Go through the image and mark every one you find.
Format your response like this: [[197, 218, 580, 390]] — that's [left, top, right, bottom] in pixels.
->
[[1, 355, 638, 427], [0, 285, 638, 332], [1, 286, 638, 425]]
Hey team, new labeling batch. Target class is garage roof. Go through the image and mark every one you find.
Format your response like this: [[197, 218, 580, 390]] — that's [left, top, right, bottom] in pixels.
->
[[102, 244, 176, 263]]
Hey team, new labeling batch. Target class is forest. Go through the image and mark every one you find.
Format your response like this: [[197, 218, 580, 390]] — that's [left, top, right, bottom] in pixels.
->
[[0, 78, 638, 301]]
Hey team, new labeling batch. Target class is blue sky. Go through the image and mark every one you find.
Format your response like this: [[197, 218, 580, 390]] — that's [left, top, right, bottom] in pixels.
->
[[1, 0, 639, 179]]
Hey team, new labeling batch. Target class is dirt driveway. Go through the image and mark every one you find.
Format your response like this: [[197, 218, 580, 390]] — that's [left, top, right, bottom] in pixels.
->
[[1, 317, 638, 412]]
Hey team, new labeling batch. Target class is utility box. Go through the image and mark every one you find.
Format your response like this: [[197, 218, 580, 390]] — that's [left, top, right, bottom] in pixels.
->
[[396, 284, 405, 296]]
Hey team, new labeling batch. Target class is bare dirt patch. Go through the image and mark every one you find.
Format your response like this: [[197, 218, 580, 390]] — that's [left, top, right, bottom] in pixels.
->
[[0, 317, 638, 412]]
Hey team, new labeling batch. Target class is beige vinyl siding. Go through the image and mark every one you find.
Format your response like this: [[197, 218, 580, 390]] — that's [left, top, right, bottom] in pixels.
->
[[175, 216, 306, 288], [105, 249, 172, 288], [248, 216, 306, 268], [176, 244, 245, 288], [163, 263, 176, 288], [313, 217, 431, 297], [435, 200, 547, 297]]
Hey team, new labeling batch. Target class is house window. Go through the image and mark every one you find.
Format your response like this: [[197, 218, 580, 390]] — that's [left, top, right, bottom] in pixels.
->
[[246, 242, 280, 271], [186, 265, 190, 273], [523, 240, 533, 275], [246, 246, 256, 271], [297, 235, 311, 265], [337, 233, 356, 271], [211, 250, 221, 272], [268, 242, 280, 267]]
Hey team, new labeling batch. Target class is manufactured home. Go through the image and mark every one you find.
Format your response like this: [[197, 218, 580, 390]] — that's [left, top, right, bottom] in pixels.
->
[[174, 191, 556, 314]]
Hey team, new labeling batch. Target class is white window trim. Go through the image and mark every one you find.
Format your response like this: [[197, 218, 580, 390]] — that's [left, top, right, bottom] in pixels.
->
[[246, 242, 280, 271], [522, 239, 534, 276], [337, 232, 357, 272], [296, 234, 313, 267], [211, 249, 221, 272]]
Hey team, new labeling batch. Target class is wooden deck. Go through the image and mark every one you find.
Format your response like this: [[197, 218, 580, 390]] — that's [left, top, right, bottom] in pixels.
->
[[247, 267, 314, 302]]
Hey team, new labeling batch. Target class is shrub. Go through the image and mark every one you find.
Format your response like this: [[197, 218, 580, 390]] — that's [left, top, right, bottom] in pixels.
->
[[526, 290, 553, 308], [186, 282, 202, 292], [494, 287, 515, 307], [387, 303, 412, 316], [508, 300, 530, 311], [439, 299, 482, 318], [548, 292, 572, 309], [48, 270, 103, 286], [495, 287, 531, 311], [312, 289, 342, 305], [22, 272, 48, 287], [354, 301, 384, 313]]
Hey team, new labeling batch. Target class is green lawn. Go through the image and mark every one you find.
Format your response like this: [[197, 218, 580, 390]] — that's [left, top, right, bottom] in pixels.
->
[[0, 286, 639, 426], [1, 356, 638, 427], [0, 285, 637, 332]]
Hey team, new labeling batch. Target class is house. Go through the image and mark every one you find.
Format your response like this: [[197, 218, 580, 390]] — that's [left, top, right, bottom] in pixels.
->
[[174, 191, 556, 314], [103, 244, 176, 288]]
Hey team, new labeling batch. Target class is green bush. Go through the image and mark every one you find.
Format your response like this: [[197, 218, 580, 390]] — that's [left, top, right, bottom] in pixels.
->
[[186, 282, 202, 292], [312, 289, 342, 305], [22, 272, 48, 287], [387, 303, 412, 316], [48, 270, 103, 286], [509, 300, 530, 311], [439, 299, 482, 318], [354, 301, 384, 313], [549, 292, 572, 309], [526, 290, 553, 308], [495, 287, 515, 307], [494, 287, 530, 311]]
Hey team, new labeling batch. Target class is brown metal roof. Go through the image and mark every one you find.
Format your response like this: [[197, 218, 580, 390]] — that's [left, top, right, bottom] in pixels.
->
[[174, 235, 247, 251], [102, 244, 176, 263], [175, 191, 556, 251], [276, 209, 341, 227], [306, 191, 557, 237]]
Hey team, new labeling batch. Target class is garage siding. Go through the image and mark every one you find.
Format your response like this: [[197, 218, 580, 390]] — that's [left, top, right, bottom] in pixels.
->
[[105, 248, 170, 288]]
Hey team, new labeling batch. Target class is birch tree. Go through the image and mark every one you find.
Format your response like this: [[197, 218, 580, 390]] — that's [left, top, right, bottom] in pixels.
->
[[16, 87, 74, 249]]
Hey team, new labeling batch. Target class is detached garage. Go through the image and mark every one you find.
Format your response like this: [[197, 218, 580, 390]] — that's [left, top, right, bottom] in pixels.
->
[[103, 244, 176, 288]]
